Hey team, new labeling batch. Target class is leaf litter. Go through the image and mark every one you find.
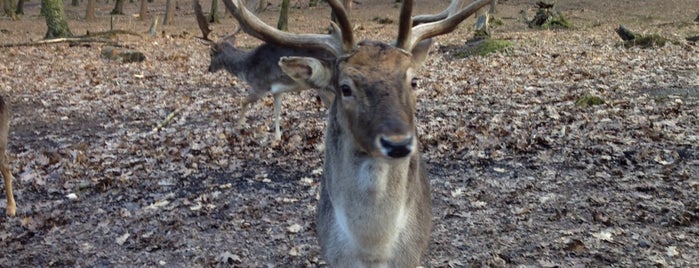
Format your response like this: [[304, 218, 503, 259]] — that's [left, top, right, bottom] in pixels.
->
[[1, 0, 698, 266]]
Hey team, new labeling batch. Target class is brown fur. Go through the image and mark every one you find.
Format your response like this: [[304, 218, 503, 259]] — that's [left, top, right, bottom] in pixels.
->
[[280, 39, 434, 267], [0, 96, 15, 217]]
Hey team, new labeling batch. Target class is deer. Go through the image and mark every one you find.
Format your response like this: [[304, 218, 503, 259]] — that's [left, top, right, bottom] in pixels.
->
[[193, 0, 334, 140], [221, 0, 491, 266], [0, 96, 15, 217]]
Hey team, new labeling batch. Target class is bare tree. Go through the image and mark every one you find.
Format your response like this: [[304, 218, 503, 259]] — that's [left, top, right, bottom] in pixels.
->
[[163, 0, 175, 25], [41, 0, 73, 39], [110, 0, 125, 14], [15, 0, 23, 15], [3, 0, 18, 20], [277, 0, 289, 31], [85, 0, 96, 20], [208, 0, 219, 23], [139, 0, 148, 20]]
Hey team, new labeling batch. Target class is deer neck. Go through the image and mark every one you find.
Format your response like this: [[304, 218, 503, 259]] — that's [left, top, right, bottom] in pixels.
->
[[218, 47, 253, 79], [323, 106, 417, 257]]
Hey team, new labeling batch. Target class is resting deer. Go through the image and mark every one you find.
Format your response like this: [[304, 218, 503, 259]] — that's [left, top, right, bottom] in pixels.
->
[[222, 0, 491, 266], [194, 0, 333, 140], [0, 96, 15, 217]]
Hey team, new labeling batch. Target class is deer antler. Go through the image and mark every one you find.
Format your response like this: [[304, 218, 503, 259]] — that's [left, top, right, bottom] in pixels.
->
[[220, 0, 353, 56], [411, 0, 462, 26], [396, 0, 493, 51], [193, 0, 212, 41]]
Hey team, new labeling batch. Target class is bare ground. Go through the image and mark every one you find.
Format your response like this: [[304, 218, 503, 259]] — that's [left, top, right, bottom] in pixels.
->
[[1, 0, 698, 267]]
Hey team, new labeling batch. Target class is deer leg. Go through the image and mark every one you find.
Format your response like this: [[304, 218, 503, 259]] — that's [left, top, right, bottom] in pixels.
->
[[272, 93, 284, 140], [240, 92, 263, 127], [1, 152, 15, 217]]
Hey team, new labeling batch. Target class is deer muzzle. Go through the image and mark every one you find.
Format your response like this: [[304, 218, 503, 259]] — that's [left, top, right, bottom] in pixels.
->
[[377, 134, 414, 158]]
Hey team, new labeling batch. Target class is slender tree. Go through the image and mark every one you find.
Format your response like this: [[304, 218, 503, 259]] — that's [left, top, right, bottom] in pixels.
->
[[208, 0, 219, 23], [138, 0, 148, 20], [163, 0, 175, 25], [110, 0, 125, 14], [15, 0, 23, 15], [85, 0, 96, 20], [3, 0, 18, 20], [276, 0, 289, 31], [41, 0, 73, 39]]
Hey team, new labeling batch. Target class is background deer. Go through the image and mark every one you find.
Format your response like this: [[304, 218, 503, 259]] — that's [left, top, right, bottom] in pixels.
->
[[0, 96, 15, 217], [223, 0, 491, 266], [194, 0, 333, 140]]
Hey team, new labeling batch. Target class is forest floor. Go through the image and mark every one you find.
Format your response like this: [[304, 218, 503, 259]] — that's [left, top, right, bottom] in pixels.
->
[[1, 0, 698, 266]]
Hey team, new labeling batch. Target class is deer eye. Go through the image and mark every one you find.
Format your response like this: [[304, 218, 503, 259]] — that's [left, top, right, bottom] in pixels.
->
[[340, 84, 352, 97], [410, 77, 419, 89]]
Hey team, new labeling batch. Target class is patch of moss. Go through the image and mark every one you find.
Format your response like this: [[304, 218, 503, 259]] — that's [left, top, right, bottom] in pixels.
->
[[575, 94, 605, 107], [528, 9, 573, 29], [455, 39, 513, 58], [540, 15, 573, 29], [623, 34, 668, 48], [489, 17, 504, 27]]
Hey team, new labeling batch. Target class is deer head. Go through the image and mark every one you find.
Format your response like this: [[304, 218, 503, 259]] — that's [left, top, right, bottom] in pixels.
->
[[220, 0, 491, 158], [219, 0, 492, 265]]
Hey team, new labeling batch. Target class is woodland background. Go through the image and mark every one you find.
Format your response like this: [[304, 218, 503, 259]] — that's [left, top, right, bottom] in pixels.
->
[[1, 0, 698, 266]]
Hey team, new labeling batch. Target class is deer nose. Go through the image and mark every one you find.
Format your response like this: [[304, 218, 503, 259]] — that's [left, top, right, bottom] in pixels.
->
[[378, 135, 414, 158]]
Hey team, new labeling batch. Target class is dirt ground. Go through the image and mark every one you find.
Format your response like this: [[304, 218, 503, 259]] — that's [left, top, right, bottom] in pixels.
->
[[1, 0, 698, 267]]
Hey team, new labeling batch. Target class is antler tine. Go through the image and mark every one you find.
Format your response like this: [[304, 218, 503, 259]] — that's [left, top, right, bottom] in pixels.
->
[[326, 0, 354, 52], [411, 0, 462, 26], [395, 0, 414, 50], [193, 0, 212, 41], [220, 0, 351, 56], [405, 0, 492, 51], [223, 24, 242, 41]]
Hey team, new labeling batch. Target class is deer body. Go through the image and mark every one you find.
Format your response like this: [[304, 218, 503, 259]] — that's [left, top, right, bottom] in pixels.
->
[[207, 40, 332, 140], [220, 0, 493, 265], [310, 41, 433, 267], [0, 96, 15, 217], [194, 0, 333, 140]]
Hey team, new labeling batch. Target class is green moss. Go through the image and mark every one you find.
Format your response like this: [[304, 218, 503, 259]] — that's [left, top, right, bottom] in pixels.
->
[[455, 39, 513, 58], [489, 17, 504, 27], [624, 34, 668, 48], [540, 15, 573, 29], [575, 94, 605, 107]]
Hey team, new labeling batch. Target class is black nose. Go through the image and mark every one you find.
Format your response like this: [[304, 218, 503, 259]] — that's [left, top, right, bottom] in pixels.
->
[[379, 136, 413, 158]]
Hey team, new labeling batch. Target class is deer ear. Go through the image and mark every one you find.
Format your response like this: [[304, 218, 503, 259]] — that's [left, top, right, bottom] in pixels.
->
[[279, 56, 333, 88], [410, 38, 433, 68]]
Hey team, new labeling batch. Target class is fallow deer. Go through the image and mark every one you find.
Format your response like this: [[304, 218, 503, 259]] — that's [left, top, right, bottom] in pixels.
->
[[0, 96, 15, 217], [221, 0, 491, 266], [194, 0, 333, 140]]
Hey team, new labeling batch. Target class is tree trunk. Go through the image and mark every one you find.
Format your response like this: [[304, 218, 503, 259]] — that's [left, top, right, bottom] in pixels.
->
[[163, 0, 175, 25], [489, 0, 497, 14], [208, 0, 219, 23], [4, 0, 18, 20], [41, 0, 73, 39], [138, 0, 147, 20], [15, 0, 24, 14], [276, 0, 288, 31], [110, 0, 125, 14], [85, 0, 96, 20]]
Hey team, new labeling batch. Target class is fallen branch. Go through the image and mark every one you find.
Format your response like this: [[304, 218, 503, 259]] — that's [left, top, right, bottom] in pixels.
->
[[0, 37, 117, 48], [86, 30, 143, 38], [152, 108, 181, 133], [0, 30, 141, 48]]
